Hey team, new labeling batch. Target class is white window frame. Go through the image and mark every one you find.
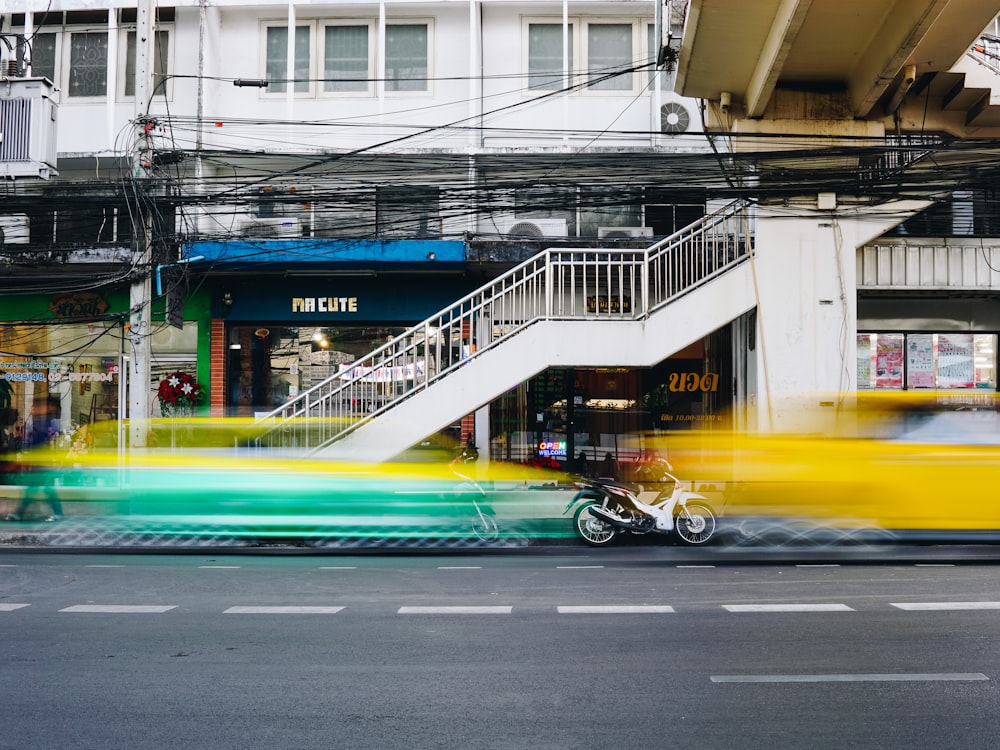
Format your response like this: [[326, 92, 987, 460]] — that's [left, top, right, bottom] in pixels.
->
[[382, 20, 433, 96], [61, 27, 110, 100], [583, 21, 639, 94], [319, 21, 375, 98], [522, 17, 578, 94], [117, 26, 174, 102], [260, 20, 317, 98]]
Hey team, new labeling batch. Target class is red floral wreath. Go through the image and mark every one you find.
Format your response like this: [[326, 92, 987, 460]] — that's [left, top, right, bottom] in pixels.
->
[[157, 371, 203, 407]]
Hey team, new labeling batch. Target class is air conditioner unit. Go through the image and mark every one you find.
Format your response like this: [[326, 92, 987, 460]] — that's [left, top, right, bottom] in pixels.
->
[[0, 214, 30, 245], [494, 217, 568, 239], [598, 226, 654, 239], [240, 217, 303, 238], [660, 101, 692, 135]]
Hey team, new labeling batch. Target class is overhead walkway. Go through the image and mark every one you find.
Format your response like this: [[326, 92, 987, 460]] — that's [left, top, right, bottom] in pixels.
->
[[253, 201, 758, 463]]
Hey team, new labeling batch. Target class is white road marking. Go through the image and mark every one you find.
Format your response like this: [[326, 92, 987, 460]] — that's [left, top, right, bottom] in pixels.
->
[[319, 566, 357, 570], [437, 566, 482, 570], [558, 605, 675, 614], [892, 602, 1000, 611], [723, 603, 854, 612], [677, 565, 715, 568], [86, 565, 125, 568], [711, 673, 989, 683], [199, 565, 241, 569], [557, 565, 604, 569], [60, 605, 177, 613], [0, 603, 29, 611], [915, 564, 955, 567], [398, 606, 512, 614], [224, 606, 345, 614], [795, 564, 840, 568]]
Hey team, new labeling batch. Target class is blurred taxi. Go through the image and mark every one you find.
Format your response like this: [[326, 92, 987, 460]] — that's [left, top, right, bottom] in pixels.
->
[[660, 392, 1000, 541]]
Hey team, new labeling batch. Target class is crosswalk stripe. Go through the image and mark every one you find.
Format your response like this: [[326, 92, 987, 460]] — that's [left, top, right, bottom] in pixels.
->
[[892, 602, 1000, 611], [398, 606, 512, 614], [223, 606, 345, 614], [723, 603, 854, 612], [60, 605, 177, 613], [0, 603, 29, 611], [558, 605, 675, 614]]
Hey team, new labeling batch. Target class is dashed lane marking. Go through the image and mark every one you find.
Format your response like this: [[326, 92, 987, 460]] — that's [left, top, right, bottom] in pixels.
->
[[711, 673, 989, 683], [199, 565, 241, 569], [437, 566, 482, 570], [557, 565, 604, 569], [723, 603, 855, 612], [224, 606, 345, 614], [398, 606, 512, 614], [557, 605, 675, 614], [60, 605, 178, 613], [891, 602, 1000, 611], [319, 566, 357, 570], [0, 603, 29, 611]]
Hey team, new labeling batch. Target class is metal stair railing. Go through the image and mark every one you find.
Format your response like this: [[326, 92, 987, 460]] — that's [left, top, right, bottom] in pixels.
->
[[252, 199, 753, 454]]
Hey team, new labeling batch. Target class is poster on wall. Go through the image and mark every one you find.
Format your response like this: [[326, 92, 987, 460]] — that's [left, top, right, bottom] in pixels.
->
[[875, 335, 903, 389], [937, 334, 975, 388], [856, 335, 872, 389], [906, 334, 935, 389]]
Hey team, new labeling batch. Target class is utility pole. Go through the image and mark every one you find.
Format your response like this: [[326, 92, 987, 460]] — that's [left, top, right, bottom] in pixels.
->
[[128, 0, 155, 450]]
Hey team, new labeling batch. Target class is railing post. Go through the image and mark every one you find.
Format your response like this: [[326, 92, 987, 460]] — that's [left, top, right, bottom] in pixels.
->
[[641, 249, 650, 319], [544, 251, 553, 319]]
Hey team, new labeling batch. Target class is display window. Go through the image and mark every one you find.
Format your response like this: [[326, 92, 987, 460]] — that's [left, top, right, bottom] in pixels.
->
[[225, 324, 407, 416], [0, 321, 199, 455], [858, 333, 997, 390]]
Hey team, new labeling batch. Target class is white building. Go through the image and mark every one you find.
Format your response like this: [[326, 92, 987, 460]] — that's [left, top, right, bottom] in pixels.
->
[[1, 0, 1000, 465]]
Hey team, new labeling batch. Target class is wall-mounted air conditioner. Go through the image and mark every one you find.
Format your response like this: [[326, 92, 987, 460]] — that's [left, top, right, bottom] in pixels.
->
[[659, 101, 692, 135], [598, 226, 654, 239], [240, 217, 303, 238], [494, 217, 568, 238], [0, 78, 58, 179], [0, 215, 30, 245]]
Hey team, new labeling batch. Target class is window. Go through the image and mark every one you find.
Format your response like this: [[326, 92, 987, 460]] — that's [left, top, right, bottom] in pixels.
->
[[266, 25, 311, 94], [385, 24, 428, 92], [376, 186, 440, 238], [28, 32, 57, 81], [68, 31, 108, 97], [857, 333, 997, 390], [124, 30, 170, 98], [323, 25, 370, 93], [587, 24, 632, 91], [527, 23, 573, 90]]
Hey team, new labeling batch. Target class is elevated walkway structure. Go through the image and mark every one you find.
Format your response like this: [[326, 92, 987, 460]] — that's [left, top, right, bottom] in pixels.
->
[[253, 201, 757, 463]]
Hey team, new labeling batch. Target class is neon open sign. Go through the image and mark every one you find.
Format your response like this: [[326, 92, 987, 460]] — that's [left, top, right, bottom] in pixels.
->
[[538, 440, 567, 457]]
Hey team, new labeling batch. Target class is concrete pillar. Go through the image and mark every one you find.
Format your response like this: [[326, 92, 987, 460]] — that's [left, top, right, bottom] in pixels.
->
[[752, 198, 929, 433]]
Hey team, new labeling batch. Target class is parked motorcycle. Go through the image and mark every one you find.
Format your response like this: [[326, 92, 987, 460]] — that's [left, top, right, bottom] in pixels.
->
[[563, 460, 717, 546]]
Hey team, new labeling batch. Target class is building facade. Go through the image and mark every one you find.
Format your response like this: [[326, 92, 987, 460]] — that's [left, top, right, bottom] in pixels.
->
[[2, 1, 999, 471]]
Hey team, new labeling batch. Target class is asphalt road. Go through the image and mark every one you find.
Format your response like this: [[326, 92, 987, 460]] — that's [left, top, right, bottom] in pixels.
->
[[3, 549, 1000, 750]]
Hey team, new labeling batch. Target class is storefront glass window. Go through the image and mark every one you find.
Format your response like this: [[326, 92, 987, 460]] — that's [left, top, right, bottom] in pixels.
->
[[0, 322, 198, 454], [858, 333, 997, 390]]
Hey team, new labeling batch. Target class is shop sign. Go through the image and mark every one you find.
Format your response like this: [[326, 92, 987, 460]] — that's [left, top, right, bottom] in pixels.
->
[[667, 372, 719, 392], [49, 292, 110, 319], [292, 297, 359, 313], [538, 439, 567, 457]]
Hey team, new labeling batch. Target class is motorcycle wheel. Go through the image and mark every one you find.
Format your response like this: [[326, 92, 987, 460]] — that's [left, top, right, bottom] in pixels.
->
[[472, 513, 499, 541], [573, 502, 618, 546], [674, 503, 717, 545]]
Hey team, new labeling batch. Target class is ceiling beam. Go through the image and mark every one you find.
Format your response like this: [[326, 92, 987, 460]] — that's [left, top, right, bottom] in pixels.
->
[[848, 0, 949, 117], [745, 0, 814, 117]]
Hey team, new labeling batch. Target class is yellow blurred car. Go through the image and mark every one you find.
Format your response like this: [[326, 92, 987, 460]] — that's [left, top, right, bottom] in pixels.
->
[[661, 392, 1000, 542]]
